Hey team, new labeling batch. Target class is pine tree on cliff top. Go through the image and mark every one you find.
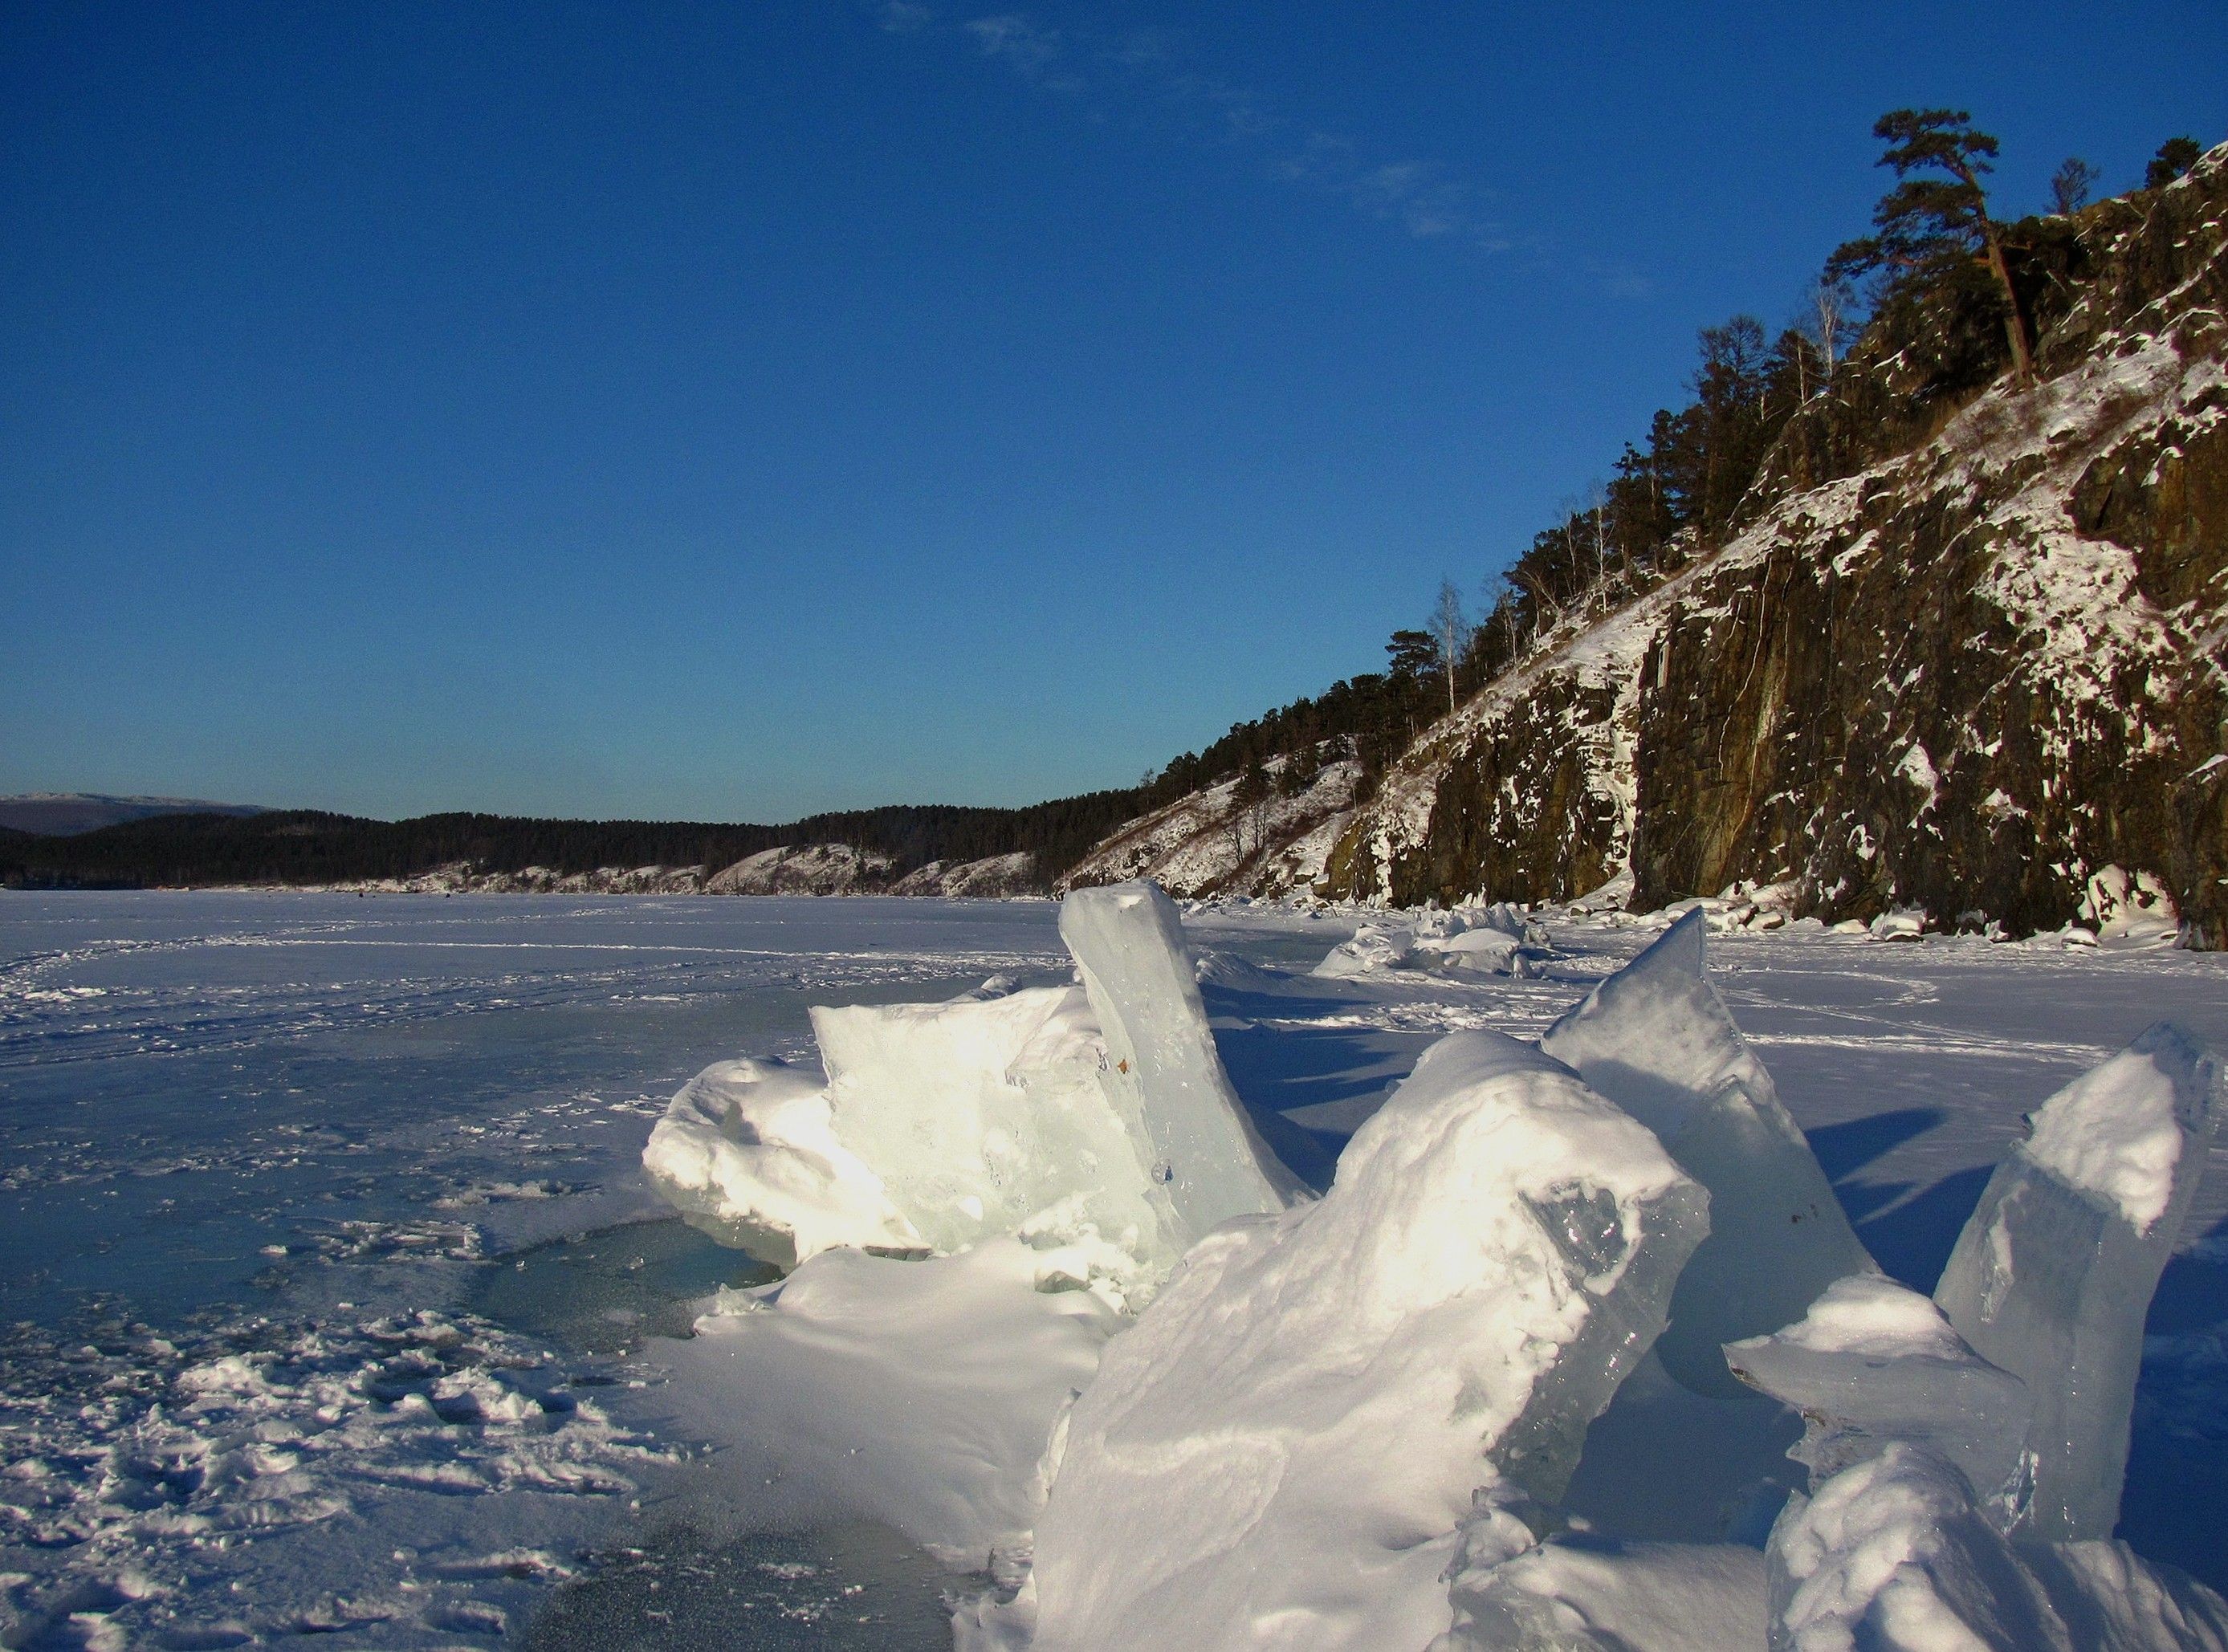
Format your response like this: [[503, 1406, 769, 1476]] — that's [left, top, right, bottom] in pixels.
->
[[2146, 136, 2202, 189], [1828, 108, 2033, 380]]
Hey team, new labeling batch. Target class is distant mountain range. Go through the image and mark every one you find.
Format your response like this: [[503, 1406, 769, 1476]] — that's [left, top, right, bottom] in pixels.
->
[[0, 794, 269, 836]]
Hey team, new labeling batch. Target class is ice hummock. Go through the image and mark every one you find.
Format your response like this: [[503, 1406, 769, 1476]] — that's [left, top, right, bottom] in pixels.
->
[[811, 983, 1174, 1267], [1311, 901, 1549, 979], [646, 882, 1296, 1288], [1312, 918, 1418, 976], [1542, 908, 1876, 1394], [981, 1031, 1708, 1651], [1058, 881, 1302, 1240], [640, 1056, 927, 1267], [1933, 1022, 2226, 1542], [1725, 1275, 2032, 1518]]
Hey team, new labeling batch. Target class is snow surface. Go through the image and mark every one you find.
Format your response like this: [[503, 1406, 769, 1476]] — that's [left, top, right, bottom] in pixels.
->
[[660, 1239, 1116, 1572], [970, 1031, 1705, 1650], [7, 890, 2228, 1648]]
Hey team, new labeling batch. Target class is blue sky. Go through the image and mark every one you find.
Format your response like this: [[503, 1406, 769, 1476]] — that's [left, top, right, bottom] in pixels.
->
[[4, 2, 2222, 821]]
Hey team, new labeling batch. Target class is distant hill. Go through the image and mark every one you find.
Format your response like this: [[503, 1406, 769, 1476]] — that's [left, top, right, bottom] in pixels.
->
[[0, 794, 269, 836], [0, 794, 1150, 894]]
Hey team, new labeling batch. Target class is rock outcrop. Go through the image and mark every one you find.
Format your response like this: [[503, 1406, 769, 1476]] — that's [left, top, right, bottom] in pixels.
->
[[1060, 756, 1362, 898], [1305, 144, 2228, 944]]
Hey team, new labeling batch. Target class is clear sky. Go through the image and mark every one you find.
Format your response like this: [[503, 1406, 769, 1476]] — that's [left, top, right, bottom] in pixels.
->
[[4, 2, 2222, 822]]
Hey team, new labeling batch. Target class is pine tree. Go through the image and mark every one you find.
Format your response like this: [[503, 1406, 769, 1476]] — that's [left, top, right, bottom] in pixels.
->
[[1828, 108, 2032, 380], [2145, 136, 2202, 189]]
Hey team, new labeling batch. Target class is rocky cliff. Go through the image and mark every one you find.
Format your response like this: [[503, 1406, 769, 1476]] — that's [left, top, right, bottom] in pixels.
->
[[1163, 144, 2228, 943], [1057, 756, 1362, 898]]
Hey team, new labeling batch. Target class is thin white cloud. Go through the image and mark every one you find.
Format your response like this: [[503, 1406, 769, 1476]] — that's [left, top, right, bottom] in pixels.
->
[[888, 9, 1514, 254], [963, 14, 1081, 93], [1277, 135, 1508, 250]]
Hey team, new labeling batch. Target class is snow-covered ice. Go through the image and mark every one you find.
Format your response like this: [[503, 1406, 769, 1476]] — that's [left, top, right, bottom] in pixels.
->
[[8, 889, 2228, 1647], [1542, 909, 1878, 1394], [971, 1031, 1705, 1650], [1765, 1440, 2228, 1651], [1935, 1023, 2226, 1541]]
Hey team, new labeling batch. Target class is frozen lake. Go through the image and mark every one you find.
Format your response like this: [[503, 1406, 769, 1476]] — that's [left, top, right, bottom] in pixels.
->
[[4, 892, 2226, 1646]]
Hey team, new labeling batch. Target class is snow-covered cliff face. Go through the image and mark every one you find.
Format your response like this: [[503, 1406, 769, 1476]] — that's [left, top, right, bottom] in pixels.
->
[[1059, 755, 1362, 898], [1305, 145, 2228, 944]]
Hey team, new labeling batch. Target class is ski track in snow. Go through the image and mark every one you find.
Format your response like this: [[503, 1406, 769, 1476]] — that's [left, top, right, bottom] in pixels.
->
[[3, 891, 2227, 1646]]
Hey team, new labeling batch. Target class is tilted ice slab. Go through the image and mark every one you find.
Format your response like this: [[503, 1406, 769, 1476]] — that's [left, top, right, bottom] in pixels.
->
[[1059, 881, 1301, 1243], [1542, 908, 1876, 1395], [980, 1032, 1708, 1652], [1934, 1023, 2226, 1543], [1726, 1276, 2033, 1520]]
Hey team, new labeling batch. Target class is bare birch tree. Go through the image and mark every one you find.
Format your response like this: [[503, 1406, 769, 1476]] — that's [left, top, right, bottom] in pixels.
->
[[1429, 579, 1465, 718]]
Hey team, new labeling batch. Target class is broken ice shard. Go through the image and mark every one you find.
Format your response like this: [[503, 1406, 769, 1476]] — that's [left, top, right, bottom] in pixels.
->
[[1725, 1274, 2031, 1514], [1058, 881, 1301, 1244], [812, 983, 1178, 1272], [1542, 907, 1875, 1394], [1008, 1031, 1708, 1651], [1933, 1022, 2226, 1541], [641, 1056, 927, 1268]]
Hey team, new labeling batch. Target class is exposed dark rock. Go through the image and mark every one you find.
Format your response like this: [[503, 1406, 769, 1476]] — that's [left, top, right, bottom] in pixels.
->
[[1322, 145, 2228, 945]]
